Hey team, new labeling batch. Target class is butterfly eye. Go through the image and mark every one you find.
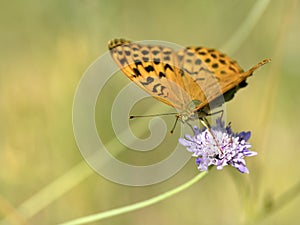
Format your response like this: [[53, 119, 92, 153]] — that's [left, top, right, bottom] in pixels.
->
[[187, 100, 202, 111], [181, 114, 189, 123]]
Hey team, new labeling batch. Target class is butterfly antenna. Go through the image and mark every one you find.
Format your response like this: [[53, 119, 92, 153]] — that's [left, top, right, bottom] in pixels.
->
[[170, 115, 180, 134], [129, 112, 178, 119], [186, 121, 195, 133]]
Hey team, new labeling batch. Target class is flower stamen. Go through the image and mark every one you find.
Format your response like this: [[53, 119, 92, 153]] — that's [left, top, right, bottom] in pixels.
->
[[179, 118, 257, 173]]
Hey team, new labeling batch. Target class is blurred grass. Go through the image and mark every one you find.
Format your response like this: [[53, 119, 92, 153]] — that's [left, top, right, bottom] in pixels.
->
[[1, 0, 300, 224]]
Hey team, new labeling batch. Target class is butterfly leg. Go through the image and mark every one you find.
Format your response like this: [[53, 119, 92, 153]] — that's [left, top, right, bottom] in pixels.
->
[[170, 115, 180, 134], [128, 112, 180, 134], [171, 114, 198, 134], [184, 120, 196, 134], [129, 112, 178, 119], [200, 117, 223, 155], [202, 109, 224, 119]]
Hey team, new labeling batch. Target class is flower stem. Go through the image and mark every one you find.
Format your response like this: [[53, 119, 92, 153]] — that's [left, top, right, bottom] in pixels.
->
[[58, 172, 207, 225]]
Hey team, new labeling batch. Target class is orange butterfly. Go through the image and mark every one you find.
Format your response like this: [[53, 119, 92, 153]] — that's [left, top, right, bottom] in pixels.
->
[[108, 38, 270, 126]]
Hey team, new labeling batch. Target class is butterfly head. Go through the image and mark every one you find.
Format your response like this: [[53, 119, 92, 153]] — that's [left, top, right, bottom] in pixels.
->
[[180, 99, 202, 123]]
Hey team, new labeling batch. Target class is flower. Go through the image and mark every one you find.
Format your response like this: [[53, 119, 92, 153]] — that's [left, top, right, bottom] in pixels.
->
[[179, 118, 257, 173]]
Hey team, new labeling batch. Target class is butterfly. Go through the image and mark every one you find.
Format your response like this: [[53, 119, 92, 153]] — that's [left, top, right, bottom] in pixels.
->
[[108, 38, 270, 128]]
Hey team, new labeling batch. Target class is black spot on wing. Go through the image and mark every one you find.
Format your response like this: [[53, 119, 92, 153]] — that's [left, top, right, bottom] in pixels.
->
[[158, 86, 167, 96], [198, 51, 207, 55], [163, 56, 170, 61], [199, 67, 213, 74], [152, 84, 160, 93], [132, 68, 141, 77], [152, 83, 167, 96], [219, 59, 226, 65], [159, 71, 166, 78], [142, 57, 149, 62], [119, 58, 127, 66], [140, 76, 154, 86], [178, 55, 184, 61], [229, 66, 237, 73], [141, 50, 149, 55], [179, 69, 184, 76], [212, 63, 219, 69], [164, 64, 174, 72], [184, 68, 198, 75], [211, 53, 217, 59], [145, 65, 155, 72], [163, 50, 172, 55], [134, 59, 143, 66], [195, 77, 205, 81], [153, 58, 160, 65], [152, 50, 160, 55], [195, 59, 202, 65]]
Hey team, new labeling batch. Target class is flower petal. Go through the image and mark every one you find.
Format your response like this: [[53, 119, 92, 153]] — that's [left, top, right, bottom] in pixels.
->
[[179, 118, 257, 174]]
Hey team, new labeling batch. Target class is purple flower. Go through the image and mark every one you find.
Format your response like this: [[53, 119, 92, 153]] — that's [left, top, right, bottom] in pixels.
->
[[179, 119, 257, 173]]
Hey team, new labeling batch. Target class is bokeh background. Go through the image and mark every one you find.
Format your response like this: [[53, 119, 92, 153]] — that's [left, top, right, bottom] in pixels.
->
[[1, 0, 300, 224]]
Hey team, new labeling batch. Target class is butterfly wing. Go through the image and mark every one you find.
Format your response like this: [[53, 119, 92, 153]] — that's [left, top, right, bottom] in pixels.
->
[[108, 39, 205, 111], [176, 46, 270, 112], [109, 38, 270, 116], [176, 47, 224, 111]]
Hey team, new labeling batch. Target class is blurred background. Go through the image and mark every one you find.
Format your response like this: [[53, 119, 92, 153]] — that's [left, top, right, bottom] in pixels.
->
[[1, 0, 300, 224]]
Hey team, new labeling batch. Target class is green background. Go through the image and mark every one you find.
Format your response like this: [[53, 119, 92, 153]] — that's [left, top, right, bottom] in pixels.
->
[[1, 0, 300, 224]]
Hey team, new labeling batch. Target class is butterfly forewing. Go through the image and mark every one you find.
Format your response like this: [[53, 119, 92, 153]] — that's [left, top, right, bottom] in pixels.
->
[[109, 39, 206, 111]]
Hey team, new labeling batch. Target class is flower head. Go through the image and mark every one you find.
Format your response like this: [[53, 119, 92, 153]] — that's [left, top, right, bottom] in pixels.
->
[[179, 118, 257, 173]]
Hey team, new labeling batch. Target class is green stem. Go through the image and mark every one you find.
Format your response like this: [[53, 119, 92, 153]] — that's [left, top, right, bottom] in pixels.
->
[[255, 180, 300, 223], [58, 172, 207, 225]]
